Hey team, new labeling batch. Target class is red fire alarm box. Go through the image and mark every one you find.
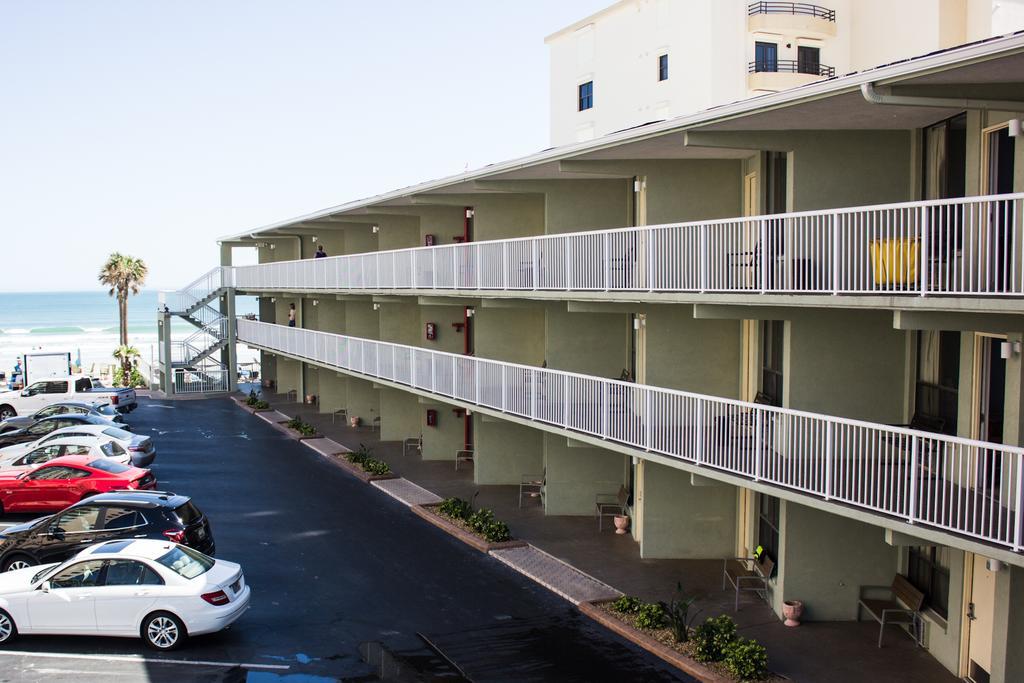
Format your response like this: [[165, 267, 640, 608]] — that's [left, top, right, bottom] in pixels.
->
[[425, 234, 436, 247], [425, 322, 437, 340], [426, 409, 438, 427]]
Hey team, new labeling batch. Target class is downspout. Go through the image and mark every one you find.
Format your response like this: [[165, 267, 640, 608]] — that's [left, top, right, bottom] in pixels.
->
[[860, 82, 1024, 113]]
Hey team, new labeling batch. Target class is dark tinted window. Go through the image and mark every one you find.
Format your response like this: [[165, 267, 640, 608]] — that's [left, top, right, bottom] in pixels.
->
[[27, 421, 59, 436], [173, 501, 203, 526], [49, 560, 104, 588], [100, 441, 126, 457], [102, 507, 146, 530], [22, 445, 63, 465], [54, 506, 101, 533], [36, 405, 66, 418], [87, 459, 131, 474], [102, 427, 133, 441], [578, 81, 593, 111], [658, 54, 668, 81], [103, 559, 163, 586], [74, 378, 92, 392], [44, 381, 69, 394]]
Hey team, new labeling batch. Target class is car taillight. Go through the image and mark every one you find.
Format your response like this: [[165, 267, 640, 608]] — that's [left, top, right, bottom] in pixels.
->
[[201, 590, 229, 606], [163, 529, 186, 543], [111, 396, 119, 405]]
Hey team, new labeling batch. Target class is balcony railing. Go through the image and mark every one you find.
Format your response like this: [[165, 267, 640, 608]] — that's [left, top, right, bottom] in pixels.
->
[[747, 2, 836, 21], [160, 266, 228, 313], [748, 60, 836, 78], [238, 318, 1024, 553], [231, 194, 1024, 298]]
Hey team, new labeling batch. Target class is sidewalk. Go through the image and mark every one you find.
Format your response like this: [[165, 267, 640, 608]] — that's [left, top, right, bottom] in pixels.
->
[[248, 389, 957, 683]]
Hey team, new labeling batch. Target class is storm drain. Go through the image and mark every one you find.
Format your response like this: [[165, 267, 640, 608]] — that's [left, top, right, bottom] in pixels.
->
[[372, 477, 443, 506], [490, 545, 621, 605]]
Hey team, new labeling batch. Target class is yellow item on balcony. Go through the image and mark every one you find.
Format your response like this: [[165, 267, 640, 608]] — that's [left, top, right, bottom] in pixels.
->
[[869, 239, 919, 285]]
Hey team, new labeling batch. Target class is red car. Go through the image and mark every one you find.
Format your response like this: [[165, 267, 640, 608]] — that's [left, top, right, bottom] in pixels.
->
[[0, 455, 156, 513]]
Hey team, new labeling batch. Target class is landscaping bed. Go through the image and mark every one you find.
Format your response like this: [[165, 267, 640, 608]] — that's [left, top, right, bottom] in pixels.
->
[[413, 500, 526, 553], [231, 394, 272, 413], [327, 444, 396, 482]]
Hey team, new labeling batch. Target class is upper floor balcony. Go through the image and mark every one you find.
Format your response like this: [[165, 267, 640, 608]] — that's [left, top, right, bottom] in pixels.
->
[[747, 58, 836, 90], [230, 194, 1024, 307], [236, 318, 1024, 563], [747, 2, 837, 38]]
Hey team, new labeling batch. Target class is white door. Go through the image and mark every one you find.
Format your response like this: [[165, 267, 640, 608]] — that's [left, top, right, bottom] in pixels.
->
[[27, 559, 104, 633], [94, 560, 160, 633], [967, 554, 996, 683]]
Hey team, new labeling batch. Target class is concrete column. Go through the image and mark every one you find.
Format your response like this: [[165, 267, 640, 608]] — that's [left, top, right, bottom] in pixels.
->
[[225, 290, 237, 392], [420, 400, 464, 461], [158, 310, 174, 395], [275, 358, 302, 397], [543, 434, 625, 516], [318, 374, 347, 416], [638, 462, 736, 559], [380, 388, 420, 442], [346, 376, 379, 429], [474, 415, 543, 485]]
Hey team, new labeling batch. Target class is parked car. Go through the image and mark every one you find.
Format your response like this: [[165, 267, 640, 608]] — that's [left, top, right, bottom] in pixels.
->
[[0, 538, 248, 650], [0, 424, 152, 468], [0, 400, 124, 433], [0, 490, 215, 572], [0, 376, 137, 420], [0, 455, 156, 514], [0, 414, 132, 449], [0, 437, 131, 473]]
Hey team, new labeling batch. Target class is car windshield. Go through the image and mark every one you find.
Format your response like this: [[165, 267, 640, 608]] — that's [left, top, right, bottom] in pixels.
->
[[102, 427, 132, 441], [31, 563, 61, 584], [156, 545, 214, 579], [87, 459, 131, 474]]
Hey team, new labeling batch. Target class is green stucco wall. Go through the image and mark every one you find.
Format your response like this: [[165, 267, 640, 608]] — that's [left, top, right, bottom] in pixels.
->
[[640, 461, 736, 559], [645, 305, 740, 398], [543, 433, 625, 515], [473, 416, 543, 485]]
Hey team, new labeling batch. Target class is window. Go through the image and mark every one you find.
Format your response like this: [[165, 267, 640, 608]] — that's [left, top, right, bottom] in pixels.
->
[[36, 405, 67, 418], [658, 54, 668, 81], [797, 46, 820, 75], [760, 320, 784, 407], [157, 545, 214, 579], [101, 507, 146, 530], [49, 560, 104, 589], [102, 427, 133, 441], [65, 444, 93, 456], [23, 382, 46, 396], [27, 421, 58, 436], [100, 441, 126, 457], [754, 42, 777, 72], [757, 494, 781, 562], [87, 458, 130, 474], [578, 81, 593, 111], [53, 506, 101, 533], [173, 501, 203, 526], [21, 445, 63, 465], [41, 431, 90, 443], [907, 546, 950, 618], [102, 560, 163, 586], [74, 378, 92, 392], [44, 381, 68, 394], [916, 331, 960, 435], [29, 466, 89, 480]]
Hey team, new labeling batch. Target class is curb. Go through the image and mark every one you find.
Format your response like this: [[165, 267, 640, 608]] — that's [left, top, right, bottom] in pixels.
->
[[411, 504, 527, 554], [577, 601, 731, 683]]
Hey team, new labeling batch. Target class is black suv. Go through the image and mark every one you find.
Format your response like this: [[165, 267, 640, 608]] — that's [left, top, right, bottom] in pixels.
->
[[0, 491, 215, 572]]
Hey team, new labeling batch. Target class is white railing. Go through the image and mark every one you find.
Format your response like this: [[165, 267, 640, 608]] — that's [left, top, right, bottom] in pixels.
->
[[162, 266, 230, 313], [173, 364, 228, 393], [231, 194, 1024, 297], [238, 318, 1024, 553]]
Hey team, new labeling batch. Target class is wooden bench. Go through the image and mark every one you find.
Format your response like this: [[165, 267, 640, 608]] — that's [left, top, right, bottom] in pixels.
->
[[857, 575, 925, 648], [722, 554, 774, 611]]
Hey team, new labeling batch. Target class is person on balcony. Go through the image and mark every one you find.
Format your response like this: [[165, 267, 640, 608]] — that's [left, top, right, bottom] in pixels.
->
[[288, 303, 296, 327], [314, 244, 327, 258]]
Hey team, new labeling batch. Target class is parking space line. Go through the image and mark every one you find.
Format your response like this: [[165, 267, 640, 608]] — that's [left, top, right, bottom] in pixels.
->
[[0, 650, 291, 670]]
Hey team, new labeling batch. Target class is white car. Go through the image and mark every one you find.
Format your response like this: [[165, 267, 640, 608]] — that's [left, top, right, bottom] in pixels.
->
[[0, 436, 130, 472], [0, 539, 249, 650], [0, 424, 155, 468]]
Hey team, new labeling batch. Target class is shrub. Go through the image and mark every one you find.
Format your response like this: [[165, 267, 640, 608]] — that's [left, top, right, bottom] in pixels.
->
[[253, 400, 270, 410], [723, 638, 769, 681], [345, 452, 367, 466], [466, 507, 496, 532], [610, 595, 643, 615], [479, 519, 511, 543], [438, 497, 471, 520], [691, 615, 738, 663], [286, 416, 304, 430], [362, 458, 391, 476], [661, 582, 701, 643], [634, 602, 667, 630]]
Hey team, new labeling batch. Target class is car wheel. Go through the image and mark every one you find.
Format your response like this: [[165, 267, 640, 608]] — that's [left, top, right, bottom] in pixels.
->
[[1, 555, 35, 572], [0, 609, 17, 645], [0, 406, 14, 420], [142, 611, 186, 651]]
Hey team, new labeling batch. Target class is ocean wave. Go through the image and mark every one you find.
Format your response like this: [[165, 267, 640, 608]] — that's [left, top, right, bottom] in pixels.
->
[[29, 326, 86, 334], [0, 328, 30, 335]]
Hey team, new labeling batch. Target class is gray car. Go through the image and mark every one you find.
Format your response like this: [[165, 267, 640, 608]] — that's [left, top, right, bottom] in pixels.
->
[[0, 401, 124, 434]]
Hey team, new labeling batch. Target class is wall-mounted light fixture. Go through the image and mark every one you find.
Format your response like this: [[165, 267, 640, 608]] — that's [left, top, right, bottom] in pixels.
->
[[269, 243, 276, 250], [255, 242, 269, 248], [1010, 119, 1022, 138], [1000, 341, 1021, 359], [312, 299, 319, 306], [311, 235, 318, 243], [372, 225, 380, 233], [466, 308, 475, 318], [372, 303, 381, 311], [270, 297, 277, 303]]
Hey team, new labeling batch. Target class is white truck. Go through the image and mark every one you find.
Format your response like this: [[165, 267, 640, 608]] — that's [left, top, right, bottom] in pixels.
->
[[0, 376, 137, 420]]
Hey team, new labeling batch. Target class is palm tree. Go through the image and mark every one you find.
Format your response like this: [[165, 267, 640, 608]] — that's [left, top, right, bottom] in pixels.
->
[[98, 254, 148, 367]]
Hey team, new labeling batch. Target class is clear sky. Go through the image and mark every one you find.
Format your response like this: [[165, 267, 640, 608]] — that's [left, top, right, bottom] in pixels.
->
[[0, 1, 609, 292]]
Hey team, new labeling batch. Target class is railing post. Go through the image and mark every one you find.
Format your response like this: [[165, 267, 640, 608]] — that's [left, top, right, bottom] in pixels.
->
[[563, 376, 570, 428], [502, 242, 508, 290], [695, 402, 705, 465], [531, 371, 537, 420], [908, 436, 919, 524], [601, 382, 609, 438], [411, 350, 417, 388], [644, 389, 652, 451], [474, 360, 481, 404], [432, 250, 437, 290], [754, 410, 763, 481], [699, 225, 708, 293], [647, 228, 655, 292], [919, 205, 929, 296], [831, 213, 840, 295], [604, 233, 611, 291], [1014, 454, 1024, 552], [501, 365, 508, 412], [475, 243, 481, 290], [759, 218, 768, 293], [824, 422, 833, 500], [532, 240, 539, 291], [565, 238, 572, 291], [452, 357, 457, 398]]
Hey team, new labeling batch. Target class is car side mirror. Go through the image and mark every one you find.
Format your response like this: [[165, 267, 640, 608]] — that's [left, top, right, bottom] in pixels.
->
[[20, 389, 30, 397], [40, 581, 51, 592]]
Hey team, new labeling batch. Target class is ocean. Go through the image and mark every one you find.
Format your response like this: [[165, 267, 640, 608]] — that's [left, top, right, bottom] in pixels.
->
[[0, 290, 257, 375]]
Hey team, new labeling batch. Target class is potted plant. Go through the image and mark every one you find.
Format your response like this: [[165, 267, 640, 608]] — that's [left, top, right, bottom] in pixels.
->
[[613, 514, 630, 535], [782, 599, 803, 627], [349, 416, 361, 428]]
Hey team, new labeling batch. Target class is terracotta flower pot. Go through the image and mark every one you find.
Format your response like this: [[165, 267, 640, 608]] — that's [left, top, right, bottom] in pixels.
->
[[783, 600, 804, 627], [613, 515, 630, 535], [349, 416, 361, 428]]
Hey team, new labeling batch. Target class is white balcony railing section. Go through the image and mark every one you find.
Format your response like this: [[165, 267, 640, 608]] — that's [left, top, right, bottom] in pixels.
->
[[238, 319, 1023, 553], [161, 266, 231, 313], [232, 194, 1024, 297]]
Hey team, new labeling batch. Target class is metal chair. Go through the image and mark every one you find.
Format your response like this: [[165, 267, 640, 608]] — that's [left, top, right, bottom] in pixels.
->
[[331, 408, 348, 424], [455, 449, 474, 471], [519, 470, 545, 508], [403, 435, 422, 457], [595, 485, 629, 531], [372, 416, 381, 432]]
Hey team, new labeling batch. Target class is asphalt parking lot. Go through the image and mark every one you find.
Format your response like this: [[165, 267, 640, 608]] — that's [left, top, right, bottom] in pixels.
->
[[0, 396, 690, 682]]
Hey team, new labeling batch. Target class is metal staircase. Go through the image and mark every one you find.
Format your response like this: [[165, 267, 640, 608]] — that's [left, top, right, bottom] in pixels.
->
[[158, 267, 234, 394]]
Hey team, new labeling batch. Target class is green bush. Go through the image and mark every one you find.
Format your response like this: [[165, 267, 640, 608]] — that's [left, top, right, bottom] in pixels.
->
[[361, 458, 391, 476], [634, 602, 667, 630], [609, 595, 643, 614], [113, 366, 147, 388], [723, 638, 769, 681], [246, 390, 260, 406], [253, 400, 270, 410], [479, 519, 511, 543], [438, 497, 472, 520], [661, 582, 701, 643], [345, 452, 366, 465], [691, 615, 738, 663]]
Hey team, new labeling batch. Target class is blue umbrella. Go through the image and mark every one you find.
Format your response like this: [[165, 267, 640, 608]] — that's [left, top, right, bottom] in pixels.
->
[[75, 348, 82, 372]]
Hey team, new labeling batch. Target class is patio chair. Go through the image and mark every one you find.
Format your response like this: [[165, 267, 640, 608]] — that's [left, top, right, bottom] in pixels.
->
[[331, 408, 348, 424], [284, 389, 298, 402], [371, 416, 381, 432], [722, 553, 775, 611], [857, 575, 925, 648], [403, 435, 422, 457], [455, 448, 474, 471], [519, 470, 545, 508], [595, 485, 629, 531]]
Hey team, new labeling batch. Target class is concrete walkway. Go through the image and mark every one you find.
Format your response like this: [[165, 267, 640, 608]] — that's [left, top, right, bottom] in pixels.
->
[[251, 390, 958, 683]]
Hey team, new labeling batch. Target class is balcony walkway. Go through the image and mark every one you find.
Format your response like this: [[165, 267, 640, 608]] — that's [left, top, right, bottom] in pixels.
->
[[255, 389, 958, 683]]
